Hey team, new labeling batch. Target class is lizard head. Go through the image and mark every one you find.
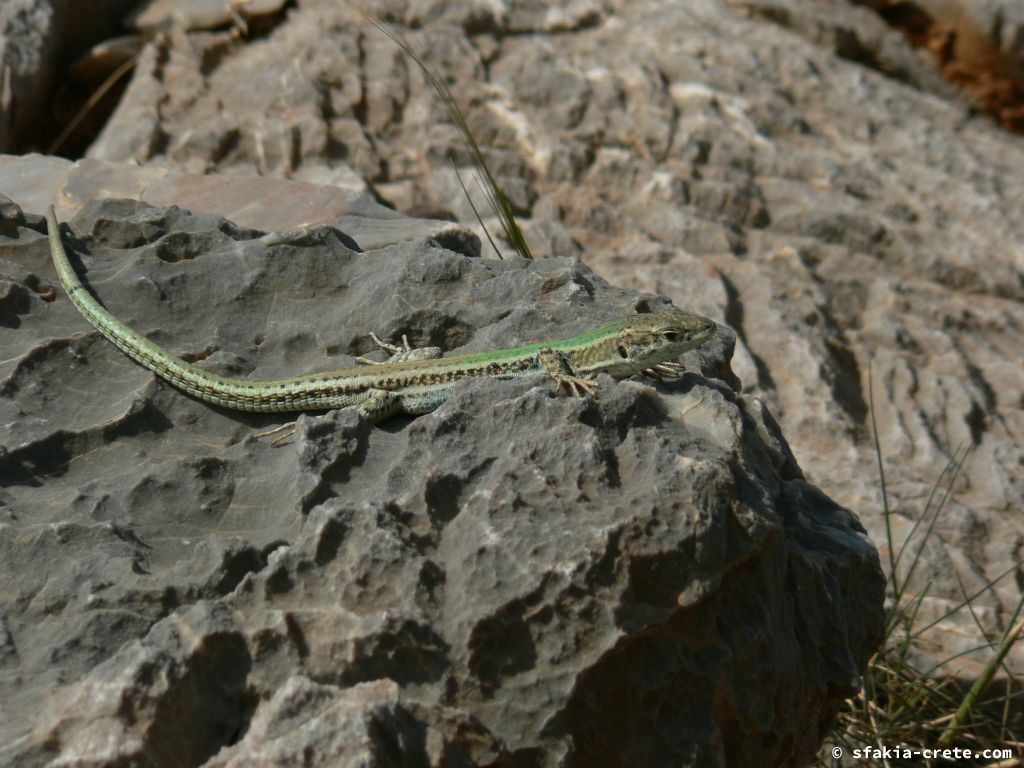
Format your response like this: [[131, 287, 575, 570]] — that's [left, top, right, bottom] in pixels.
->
[[592, 308, 717, 379]]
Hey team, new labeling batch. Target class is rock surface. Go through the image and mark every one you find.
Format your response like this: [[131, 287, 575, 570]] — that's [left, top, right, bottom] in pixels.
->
[[0, 153, 479, 254], [0, 0, 139, 152], [853, 0, 1024, 130], [56, 0, 1022, 675], [0, 197, 882, 765]]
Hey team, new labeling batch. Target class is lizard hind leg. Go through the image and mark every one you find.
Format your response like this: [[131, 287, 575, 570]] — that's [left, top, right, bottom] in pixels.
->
[[256, 386, 403, 441], [355, 332, 443, 365]]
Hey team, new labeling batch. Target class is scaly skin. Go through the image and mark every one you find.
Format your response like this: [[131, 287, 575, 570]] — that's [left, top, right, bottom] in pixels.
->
[[46, 206, 716, 420]]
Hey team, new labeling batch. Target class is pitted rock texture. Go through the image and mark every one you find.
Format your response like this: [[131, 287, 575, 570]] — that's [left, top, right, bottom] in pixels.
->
[[0, 199, 883, 766], [64, 0, 1023, 673]]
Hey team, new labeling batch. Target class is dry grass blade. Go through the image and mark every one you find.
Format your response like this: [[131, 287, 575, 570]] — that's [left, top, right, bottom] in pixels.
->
[[368, 16, 533, 260], [49, 54, 139, 155], [868, 360, 895, 580], [451, 160, 503, 260]]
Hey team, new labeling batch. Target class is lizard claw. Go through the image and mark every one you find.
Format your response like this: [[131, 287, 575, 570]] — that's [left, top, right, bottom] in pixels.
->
[[555, 375, 599, 398], [643, 361, 685, 381], [254, 422, 296, 447]]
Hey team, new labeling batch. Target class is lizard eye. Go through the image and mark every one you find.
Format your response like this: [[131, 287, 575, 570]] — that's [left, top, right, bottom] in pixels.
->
[[617, 344, 629, 359], [662, 331, 680, 341]]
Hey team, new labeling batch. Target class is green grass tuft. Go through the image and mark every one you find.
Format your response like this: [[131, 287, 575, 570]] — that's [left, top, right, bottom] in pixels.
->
[[821, 363, 1023, 766]]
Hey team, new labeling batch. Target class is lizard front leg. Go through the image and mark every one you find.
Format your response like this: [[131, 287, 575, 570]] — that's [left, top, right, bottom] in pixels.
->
[[538, 348, 599, 397], [642, 361, 686, 381]]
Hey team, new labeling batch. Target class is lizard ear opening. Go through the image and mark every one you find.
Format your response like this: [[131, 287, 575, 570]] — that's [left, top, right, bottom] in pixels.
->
[[617, 344, 629, 359]]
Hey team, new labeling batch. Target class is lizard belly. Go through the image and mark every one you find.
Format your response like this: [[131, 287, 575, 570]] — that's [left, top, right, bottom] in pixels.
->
[[395, 362, 547, 415]]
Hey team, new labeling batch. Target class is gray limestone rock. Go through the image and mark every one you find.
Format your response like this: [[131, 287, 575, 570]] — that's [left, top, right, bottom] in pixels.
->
[[0, 197, 883, 765], [77, 0, 1021, 678]]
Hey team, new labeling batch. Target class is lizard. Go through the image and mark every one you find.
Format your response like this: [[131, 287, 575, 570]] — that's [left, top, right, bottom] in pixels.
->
[[46, 206, 717, 422]]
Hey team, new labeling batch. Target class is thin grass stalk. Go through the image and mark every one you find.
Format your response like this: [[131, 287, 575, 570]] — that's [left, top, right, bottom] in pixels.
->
[[954, 566, 1002, 649], [895, 444, 967, 608], [908, 561, 1022, 642], [451, 160, 502, 259], [49, 54, 139, 155], [918, 642, 1020, 681], [999, 676, 1015, 746], [369, 18, 533, 260], [890, 447, 957, 586], [868, 361, 896, 587], [937, 612, 1024, 747], [884, 447, 970, 638]]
